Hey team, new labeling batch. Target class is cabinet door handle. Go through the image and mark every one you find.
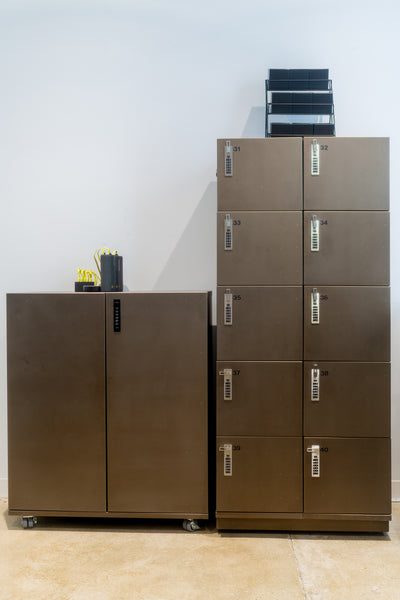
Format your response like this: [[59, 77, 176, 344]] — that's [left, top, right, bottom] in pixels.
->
[[113, 299, 121, 332]]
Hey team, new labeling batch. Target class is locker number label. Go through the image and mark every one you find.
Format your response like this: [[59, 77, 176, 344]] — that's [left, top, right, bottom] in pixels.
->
[[233, 370, 241, 375], [233, 295, 242, 301], [320, 295, 329, 301], [233, 146, 241, 152], [233, 220, 241, 226], [320, 220, 328, 226], [320, 370, 329, 376], [320, 145, 328, 150]]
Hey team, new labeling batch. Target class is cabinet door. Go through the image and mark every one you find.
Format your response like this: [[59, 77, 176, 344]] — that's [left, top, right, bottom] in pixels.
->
[[218, 211, 303, 285], [217, 362, 302, 436], [217, 437, 303, 512], [304, 362, 390, 437], [217, 138, 302, 211], [7, 293, 106, 512], [304, 438, 391, 515], [217, 286, 303, 361], [106, 292, 209, 515], [304, 211, 389, 285], [304, 286, 390, 361], [303, 137, 389, 210]]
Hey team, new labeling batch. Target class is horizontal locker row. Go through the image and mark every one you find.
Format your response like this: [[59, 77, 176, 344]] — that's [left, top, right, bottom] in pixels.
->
[[216, 437, 391, 515], [217, 138, 389, 211], [216, 361, 390, 437], [217, 211, 389, 286], [217, 286, 390, 361]]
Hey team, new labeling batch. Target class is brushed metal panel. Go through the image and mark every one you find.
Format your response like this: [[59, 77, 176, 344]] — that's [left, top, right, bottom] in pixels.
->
[[217, 286, 303, 361], [216, 437, 303, 512], [217, 138, 303, 211], [217, 211, 303, 285], [304, 286, 390, 362], [304, 362, 390, 437], [304, 211, 390, 285], [303, 137, 389, 210], [106, 292, 209, 515], [7, 293, 106, 512], [304, 438, 391, 514], [217, 361, 302, 436]]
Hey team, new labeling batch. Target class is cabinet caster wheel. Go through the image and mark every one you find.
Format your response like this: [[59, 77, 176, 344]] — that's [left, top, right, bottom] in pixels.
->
[[22, 517, 37, 529], [183, 519, 200, 532]]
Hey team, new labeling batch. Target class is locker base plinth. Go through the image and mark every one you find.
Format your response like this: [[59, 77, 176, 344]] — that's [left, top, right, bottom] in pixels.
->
[[216, 514, 390, 533]]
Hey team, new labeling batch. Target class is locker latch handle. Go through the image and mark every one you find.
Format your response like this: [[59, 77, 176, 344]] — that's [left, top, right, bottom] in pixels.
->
[[220, 368, 233, 401], [311, 366, 320, 402], [307, 444, 320, 478], [224, 289, 233, 326], [219, 444, 233, 476], [311, 215, 320, 252], [311, 139, 320, 176], [224, 140, 233, 177], [311, 288, 320, 325], [224, 214, 233, 251]]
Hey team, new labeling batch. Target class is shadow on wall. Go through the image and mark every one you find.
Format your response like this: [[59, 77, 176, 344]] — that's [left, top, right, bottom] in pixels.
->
[[242, 107, 265, 137], [153, 182, 217, 296]]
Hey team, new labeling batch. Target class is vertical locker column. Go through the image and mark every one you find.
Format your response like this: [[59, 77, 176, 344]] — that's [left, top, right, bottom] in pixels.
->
[[303, 137, 391, 529], [216, 138, 304, 526]]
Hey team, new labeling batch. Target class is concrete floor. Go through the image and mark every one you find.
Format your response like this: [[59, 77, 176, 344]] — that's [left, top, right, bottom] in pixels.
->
[[1, 499, 400, 600]]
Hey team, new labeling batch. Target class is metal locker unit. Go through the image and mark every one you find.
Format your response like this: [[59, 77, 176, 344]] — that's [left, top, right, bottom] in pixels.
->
[[106, 292, 209, 517], [7, 293, 106, 514], [216, 437, 303, 513], [303, 362, 390, 438], [217, 362, 302, 436], [217, 211, 303, 285], [303, 137, 389, 210], [217, 286, 303, 361], [303, 438, 391, 516], [304, 211, 390, 285], [304, 285, 390, 362], [217, 138, 303, 211]]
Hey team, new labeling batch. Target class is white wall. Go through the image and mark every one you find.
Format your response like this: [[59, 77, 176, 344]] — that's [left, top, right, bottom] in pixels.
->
[[1, 0, 399, 498]]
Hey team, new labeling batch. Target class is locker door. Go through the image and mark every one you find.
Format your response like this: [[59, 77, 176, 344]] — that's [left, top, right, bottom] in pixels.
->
[[217, 437, 303, 512], [304, 286, 390, 361], [217, 138, 302, 211], [303, 137, 389, 210], [304, 438, 391, 515], [218, 211, 303, 285], [304, 211, 389, 285], [217, 286, 303, 361], [304, 362, 390, 437], [217, 362, 302, 436], [7, 293, 106, 512], [106, 292, 209, 515]]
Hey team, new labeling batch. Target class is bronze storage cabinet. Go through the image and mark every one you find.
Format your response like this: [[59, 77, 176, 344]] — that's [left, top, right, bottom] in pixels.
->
[[7, 292, 210, 523]]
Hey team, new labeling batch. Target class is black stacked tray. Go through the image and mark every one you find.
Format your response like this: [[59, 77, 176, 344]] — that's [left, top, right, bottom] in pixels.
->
[[265, 69, 335, 137]]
